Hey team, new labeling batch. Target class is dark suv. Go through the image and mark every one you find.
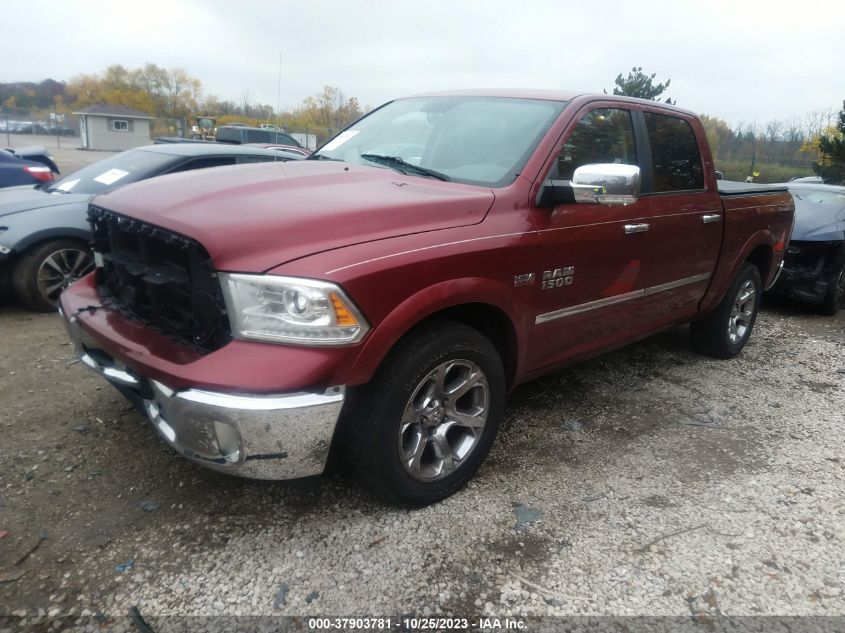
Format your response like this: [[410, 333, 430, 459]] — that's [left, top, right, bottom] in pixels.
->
[[216, 125, 302, 147]]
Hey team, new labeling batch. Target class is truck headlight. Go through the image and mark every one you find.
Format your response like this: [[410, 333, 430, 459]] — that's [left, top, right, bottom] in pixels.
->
[[219, 273, 369, 345]]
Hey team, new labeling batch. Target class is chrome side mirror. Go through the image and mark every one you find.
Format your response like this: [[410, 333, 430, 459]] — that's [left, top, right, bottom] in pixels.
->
[[571, 163, 640, 206]]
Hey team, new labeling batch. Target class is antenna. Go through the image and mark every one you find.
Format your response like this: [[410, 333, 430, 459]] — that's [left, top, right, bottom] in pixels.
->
[[276, 52, 282, 126]]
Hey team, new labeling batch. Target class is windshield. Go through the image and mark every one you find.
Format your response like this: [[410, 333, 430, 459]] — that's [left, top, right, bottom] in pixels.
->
[[47, 149, 176, 195], [313, 96, 566, 187]]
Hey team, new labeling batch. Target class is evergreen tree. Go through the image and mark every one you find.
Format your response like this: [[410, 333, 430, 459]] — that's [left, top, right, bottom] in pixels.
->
[[608, 67, 674, 104], [814, 100, 845, 183]]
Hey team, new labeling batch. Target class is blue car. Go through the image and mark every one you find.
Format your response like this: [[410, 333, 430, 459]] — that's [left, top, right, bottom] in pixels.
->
[[0, 146, 60, 188], [771, 183, 845, 315]]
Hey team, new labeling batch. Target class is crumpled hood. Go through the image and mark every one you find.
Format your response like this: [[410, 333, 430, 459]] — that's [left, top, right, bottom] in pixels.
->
[[791, 186, 845, 241], [0, 186, 90, 218], [92, 161, 495, 272]]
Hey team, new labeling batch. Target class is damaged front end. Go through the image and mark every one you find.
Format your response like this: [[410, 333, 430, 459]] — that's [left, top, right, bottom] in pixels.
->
[[773, 240, 843, 304], [770, 184, 845, 314]]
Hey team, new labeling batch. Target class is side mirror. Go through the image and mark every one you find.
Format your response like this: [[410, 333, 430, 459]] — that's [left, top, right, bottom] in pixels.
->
[[570, 163, 640, 206]]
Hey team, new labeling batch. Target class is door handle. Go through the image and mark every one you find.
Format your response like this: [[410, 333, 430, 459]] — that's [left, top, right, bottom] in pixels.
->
[[701, 214, 722, 224], [624, 223, 650, 234]]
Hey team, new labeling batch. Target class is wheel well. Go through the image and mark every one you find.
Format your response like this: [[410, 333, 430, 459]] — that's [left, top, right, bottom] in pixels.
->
[[745, 244, 773, 282], [830, 242, 845, 268], [409, 303, 518, 389], [15, 234, 89, 260]]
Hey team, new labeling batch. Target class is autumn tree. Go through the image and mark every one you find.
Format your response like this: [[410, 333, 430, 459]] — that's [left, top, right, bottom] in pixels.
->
[[68, 65, 156, 114], [0, 79, 65, 109], [607, 67, 674, 104], [151, 66, 201, 120], [699, 114, 733, 159], [66, 64, 201, 120], [812, 100, 845, 182], [297, 86, 363, 131]]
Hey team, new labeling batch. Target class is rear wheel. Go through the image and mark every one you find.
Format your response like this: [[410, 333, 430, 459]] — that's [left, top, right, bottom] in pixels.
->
[[339, 321, 505, 506], [691, 262, 762, 358], [819, 261, 845, 316], [13, 239, 95, 312]]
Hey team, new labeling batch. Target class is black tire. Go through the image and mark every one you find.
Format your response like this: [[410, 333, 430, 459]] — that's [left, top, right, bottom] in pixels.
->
[[691, 262, 762, 359], [338, 320, 505, 507], [13, 239, 94, 312], [819, 261, 845, 316]]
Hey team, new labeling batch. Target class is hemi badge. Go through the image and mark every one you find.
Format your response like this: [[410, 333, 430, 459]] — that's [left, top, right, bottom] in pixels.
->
[[514, 273, 535, 287]]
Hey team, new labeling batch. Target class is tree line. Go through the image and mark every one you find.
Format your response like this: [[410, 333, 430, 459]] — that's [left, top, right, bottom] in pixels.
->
[[0, 65, 365, 141]]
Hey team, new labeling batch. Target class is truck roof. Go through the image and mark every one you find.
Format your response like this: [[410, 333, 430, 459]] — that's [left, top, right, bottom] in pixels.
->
[[403, 89, 697, 117], [408, 88, 584, 101]]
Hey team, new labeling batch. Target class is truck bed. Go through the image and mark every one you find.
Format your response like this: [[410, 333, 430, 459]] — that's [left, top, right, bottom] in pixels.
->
[[700, 183, 795, 305]]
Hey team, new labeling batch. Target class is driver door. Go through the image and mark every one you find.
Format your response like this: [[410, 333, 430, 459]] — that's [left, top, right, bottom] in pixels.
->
[[528, 105, 655, 373]]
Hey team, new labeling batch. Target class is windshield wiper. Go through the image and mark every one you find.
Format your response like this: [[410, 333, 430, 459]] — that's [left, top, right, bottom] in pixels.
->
[[360, 154, 450, 181], [306, 153, 343, 161]]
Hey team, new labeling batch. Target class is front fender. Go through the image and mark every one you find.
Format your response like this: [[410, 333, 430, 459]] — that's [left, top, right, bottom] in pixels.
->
[[0, 204, 90, 259], [345, 277, 528, 386]]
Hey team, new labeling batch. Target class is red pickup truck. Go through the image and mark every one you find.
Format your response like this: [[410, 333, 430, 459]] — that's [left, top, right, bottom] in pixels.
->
[[59, 91, 794, 506]]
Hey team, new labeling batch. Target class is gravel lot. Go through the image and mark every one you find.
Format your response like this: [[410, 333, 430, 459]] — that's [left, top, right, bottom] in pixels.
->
[[0, 294, 843, 629]]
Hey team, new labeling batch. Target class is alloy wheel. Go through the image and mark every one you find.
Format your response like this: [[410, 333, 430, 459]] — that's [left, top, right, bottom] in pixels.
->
[[728, 279, 756, 344], [398, 360, 489, 482], [37, 248, 94, 305]]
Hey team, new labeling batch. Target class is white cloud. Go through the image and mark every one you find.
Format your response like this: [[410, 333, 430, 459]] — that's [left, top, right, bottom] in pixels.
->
[[2, 0, 843, 124]]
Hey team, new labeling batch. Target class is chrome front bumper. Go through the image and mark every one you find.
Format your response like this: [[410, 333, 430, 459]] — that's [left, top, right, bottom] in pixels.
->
[[61, 309, 345, 480]]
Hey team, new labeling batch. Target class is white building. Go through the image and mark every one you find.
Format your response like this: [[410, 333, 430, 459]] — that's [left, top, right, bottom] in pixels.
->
[[73, 104, 153, 151]]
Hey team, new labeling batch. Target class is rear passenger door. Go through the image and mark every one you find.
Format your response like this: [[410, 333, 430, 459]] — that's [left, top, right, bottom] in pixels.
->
[[636, 111, 722, 323]]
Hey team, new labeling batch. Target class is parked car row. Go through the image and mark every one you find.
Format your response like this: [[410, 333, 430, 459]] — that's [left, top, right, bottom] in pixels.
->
[[154, 125, 312, 157], [0, 120, 75, 135], [2, 146, 840, 318], [0, 143, 304, 310]]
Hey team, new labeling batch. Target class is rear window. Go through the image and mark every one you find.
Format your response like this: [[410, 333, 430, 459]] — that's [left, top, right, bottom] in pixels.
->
[[46, 149, 175, 195], [216, 127, 244, 143], [644, 113, 703, 192], [245, 129, 271, 143]]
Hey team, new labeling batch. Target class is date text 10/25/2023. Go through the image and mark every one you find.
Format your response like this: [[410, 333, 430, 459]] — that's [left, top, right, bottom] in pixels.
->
[[308, 616, 527, 631]]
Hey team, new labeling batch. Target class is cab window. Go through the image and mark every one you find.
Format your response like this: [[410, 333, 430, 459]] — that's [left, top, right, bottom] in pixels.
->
[[644, 113, 703, 192], [558, 108, 637, 180]]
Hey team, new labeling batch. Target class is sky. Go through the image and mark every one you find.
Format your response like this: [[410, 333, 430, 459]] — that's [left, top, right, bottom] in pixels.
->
[[2, 0, 843, 127]]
